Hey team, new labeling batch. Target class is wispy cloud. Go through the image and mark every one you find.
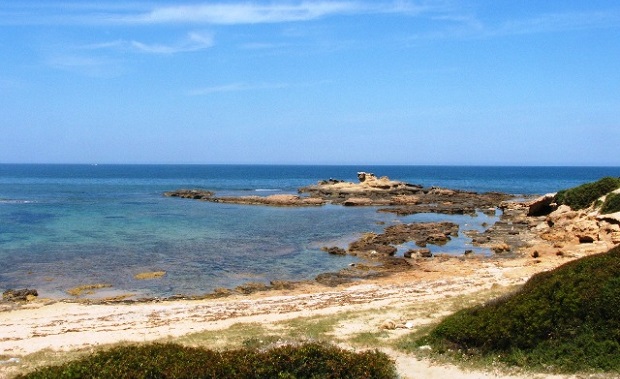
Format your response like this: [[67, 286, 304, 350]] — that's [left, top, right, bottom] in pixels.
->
[[0, 1, 434, 26], [406, 7, 620, 42], [188, 79, 333, 95], [188, 82, 292, 96], [494, 10, 620, 36], [130, 32, 214, 54], [124, 2, 361, 25], [80, 32, 214, 55], [46, 55, 124, 77]]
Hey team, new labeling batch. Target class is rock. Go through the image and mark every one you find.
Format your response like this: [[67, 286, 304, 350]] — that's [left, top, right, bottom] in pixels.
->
[[491, 242, 511, 254], [404, 248, 432, 258], [0, 358, 21, 365], [348, 222, 459, 256], [321, 246, 347, 255], [343, 197, 373, 206], [502, 194, 556, 216], [380, 319, 398, 330], [164, 189, 214, 199], [235, 282, 269, 294], [315, 273, 352, 287], [269, 280, 297, 290], [2, 288, 38, 302], [134, 271, 166, 280]]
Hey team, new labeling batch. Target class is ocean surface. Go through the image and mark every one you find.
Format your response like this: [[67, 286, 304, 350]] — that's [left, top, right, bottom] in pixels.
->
[[1, 164, 619, 299]]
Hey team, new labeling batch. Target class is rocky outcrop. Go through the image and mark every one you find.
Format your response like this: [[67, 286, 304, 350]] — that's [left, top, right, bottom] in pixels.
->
[[165, 190, 326, 207], [347, 222, 459, 257], [165, 173, 511, 213], [500, 193, 556, 216], [299, 172, 425, 203]]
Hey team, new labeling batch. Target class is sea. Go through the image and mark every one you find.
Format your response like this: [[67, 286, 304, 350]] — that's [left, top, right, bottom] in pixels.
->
[[1, 164, 619, 299]]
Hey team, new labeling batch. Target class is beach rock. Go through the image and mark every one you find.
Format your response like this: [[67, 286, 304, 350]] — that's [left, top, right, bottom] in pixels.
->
[[404, 248, 432, 258], [315, 272, 353, 287], [2, 289, 38, 302], [500, 193, 556, 217], [348, 222, 459, 256], [321, 246, 347, 256], [164, 189, 214, 200], [343, 197, 373, 206], [235, 282, 269, 294]]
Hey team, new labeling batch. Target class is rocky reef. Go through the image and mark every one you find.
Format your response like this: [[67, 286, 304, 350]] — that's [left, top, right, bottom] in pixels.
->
[[165, 172, 510, 212], [162, 174, 620, 295]]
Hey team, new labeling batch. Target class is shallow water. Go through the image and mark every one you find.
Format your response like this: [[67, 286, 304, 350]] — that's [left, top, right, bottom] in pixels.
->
[[1, 164, 619, 298]]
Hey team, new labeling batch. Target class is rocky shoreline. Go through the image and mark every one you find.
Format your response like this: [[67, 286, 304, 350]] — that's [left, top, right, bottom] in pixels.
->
[[149, 173, 620, 299], [5, 174, 619, 305]]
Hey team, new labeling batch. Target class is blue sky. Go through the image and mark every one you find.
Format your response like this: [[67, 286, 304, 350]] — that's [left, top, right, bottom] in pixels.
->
[[1, 1, 619, 165]]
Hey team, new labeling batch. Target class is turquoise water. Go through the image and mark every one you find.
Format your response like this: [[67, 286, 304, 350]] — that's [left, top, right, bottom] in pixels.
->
[[1, 165, 619, 298]]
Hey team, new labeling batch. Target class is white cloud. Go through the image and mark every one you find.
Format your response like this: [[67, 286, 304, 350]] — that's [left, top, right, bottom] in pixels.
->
[[127, 2, 361, 25], [79, 32, 215, 55]]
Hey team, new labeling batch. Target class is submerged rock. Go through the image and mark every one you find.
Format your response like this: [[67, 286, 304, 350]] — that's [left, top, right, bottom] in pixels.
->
[[348, 222, 459, 256], [2, 288, 38, 302]]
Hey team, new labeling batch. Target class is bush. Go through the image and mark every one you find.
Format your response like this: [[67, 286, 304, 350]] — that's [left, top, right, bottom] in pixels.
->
[[601, 192, 620, 214], [17, 342, 397, 379], [421, 245, 620, 372], [555, 177, 620, 210]]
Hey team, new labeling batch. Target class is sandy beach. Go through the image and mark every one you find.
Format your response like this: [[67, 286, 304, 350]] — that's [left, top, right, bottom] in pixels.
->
[[0, 252, 600, 379]]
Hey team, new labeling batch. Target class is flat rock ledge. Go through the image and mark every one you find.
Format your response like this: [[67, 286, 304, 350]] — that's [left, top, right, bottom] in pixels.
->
[[165, 172, 512, 211], [164, 190, 326, 207]]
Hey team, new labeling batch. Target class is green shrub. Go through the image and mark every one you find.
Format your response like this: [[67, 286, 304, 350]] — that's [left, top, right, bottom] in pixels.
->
[[17, 342, 397, 379], [601, 192, 620, 214], [555, 177, 620, 210], [420, 245, 620, 373]]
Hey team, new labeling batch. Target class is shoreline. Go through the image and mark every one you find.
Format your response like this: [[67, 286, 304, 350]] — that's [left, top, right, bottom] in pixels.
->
[[0, 251, 600, 379], [2, 175, 620, 378]]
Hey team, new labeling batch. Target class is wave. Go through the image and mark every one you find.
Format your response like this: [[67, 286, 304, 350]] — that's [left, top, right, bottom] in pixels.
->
[[255, 189, 280, 192], [0, 199, 35, 204]]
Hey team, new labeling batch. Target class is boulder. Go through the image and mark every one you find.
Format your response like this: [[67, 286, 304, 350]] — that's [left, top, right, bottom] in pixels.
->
[[2, 288, 38, 302]]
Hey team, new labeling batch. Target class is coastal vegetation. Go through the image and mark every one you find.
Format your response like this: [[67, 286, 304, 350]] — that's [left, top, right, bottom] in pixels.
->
[[412, 245, 620, 373], [16, 343, 397, 379], [554, 176, 620, 210], [601, 192, 620, 214]]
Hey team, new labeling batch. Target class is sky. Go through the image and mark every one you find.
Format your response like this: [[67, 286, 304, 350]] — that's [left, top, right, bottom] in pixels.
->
[[1, 1, 619, 165]]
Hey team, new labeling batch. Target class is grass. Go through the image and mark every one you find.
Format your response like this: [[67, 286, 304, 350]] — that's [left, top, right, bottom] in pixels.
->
[[414, 245, 620, 374], [15, 342, 397, 379]]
